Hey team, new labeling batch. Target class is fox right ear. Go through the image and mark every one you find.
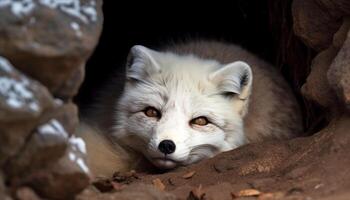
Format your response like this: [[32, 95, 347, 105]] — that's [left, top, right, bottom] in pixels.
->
[[209, 61, 253, 100], [126, 45, 161, 82]]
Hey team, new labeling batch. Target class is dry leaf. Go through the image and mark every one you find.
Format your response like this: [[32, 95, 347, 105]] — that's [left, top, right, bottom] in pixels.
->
[[152, 178, 165, 191], [111, 181, 125, 191], [232, 189, 261, 198], [231, 192, 237, 199], [183, 171, 196, 179], [258, 192, 284, 200], [188, 184, 205, 200], [92, 179, 113, 192]]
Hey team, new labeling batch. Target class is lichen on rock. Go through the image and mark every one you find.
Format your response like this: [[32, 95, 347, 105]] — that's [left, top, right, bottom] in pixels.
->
[[0, 0, 98, 24], [0, 56, 44, 117]]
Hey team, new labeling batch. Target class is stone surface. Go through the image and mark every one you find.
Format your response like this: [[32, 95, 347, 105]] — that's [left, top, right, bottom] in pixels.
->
[[77, 183, 177, 200], [18, 135, 90, 200], [333, 18, 350, 48], [0, 174, 6, 199], [16, 187, 41, 200], [4, 119, 69, 178], [54, 102, 79, 135], [301, 18, 350, 109], [0, 56, 55, 165], [0, 173, 12, 200], [301, 47, 338, 107], [328, 28, 350, 109], [292, 0, 350, 52], [0, 0, 103, 99]]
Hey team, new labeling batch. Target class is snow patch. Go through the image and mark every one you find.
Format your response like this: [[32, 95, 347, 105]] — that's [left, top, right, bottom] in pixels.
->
[[0, 0, 36, 16], [54, 98, 63, 106], [0, 0, 98, 23], [68, 135, 89, 173], [29, 16, 36, 24], [0, 57, 13, 73], [70, 22, 82, 37], [38, 119, 69, 138], [68, 152, 76, 161], [76, 157, 89, 173], [0, 59, 40, 112], [69, 135, 86, 153]]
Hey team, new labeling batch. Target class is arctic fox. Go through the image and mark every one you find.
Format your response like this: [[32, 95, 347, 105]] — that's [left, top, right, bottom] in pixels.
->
[[78, 41, 302, 177]]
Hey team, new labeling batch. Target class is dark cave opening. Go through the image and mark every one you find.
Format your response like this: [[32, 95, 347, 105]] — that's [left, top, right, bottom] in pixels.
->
[[75, 0, 326, 135]]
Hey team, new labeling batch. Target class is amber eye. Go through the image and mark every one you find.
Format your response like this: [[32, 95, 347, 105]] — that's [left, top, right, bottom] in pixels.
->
[[144, 107, 161, 118], [191, 117, 209, 126]]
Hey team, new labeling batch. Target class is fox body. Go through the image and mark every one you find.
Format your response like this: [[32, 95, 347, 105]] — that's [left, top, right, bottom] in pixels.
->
[[78, 41, 302, 177]]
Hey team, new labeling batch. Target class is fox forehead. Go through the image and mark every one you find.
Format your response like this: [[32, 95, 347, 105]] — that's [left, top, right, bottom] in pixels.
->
[[124, 68, 234, 130], [127, 55, 224, 104], [143, 53, 223, 97]]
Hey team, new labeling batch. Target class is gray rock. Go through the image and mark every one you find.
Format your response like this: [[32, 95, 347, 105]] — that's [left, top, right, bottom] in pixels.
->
[[16, 187, 41, 200], [0, 173, 12, 200], [328, 27, 350, 109], [292, 0, 350, 52], [21, 135, 91, 200], [4, 119, 69, 178], [0, 56, 55, 165], [0, 0, 103, 99]]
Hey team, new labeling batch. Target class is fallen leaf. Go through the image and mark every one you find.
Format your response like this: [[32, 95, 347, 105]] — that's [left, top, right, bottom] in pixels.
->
[[92, 179, 113, 192], [188, 184, 205, 200], [258, 192, 284, 200], [231, 192, 237, 199], [112, 170, 139, 184], [111, 181, 125, 191], [232, 189, 261, 198], [183, 171, 196, 179], [168, 178, 175, 186], [152, 178, 165, 191]]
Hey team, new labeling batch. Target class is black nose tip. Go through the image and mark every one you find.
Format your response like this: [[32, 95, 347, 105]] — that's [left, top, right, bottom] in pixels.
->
[[158, 140, 176, 154]]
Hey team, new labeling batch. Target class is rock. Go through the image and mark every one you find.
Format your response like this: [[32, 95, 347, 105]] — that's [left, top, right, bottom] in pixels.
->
[[333, 18, 350, 49], [292, 0, 342, 51], [77, 183, 177, 200], [16, 187, 41, 200], [317, 0, 350, 17], [301, 18, 350, 109], [0, 56, 55, 165], [0, 173, 12, 200], [4, 119, 69, 178], [54, 103, 79, 135], [21, 135, 91, 200], [301, 47, 338, 107], [236, 143, 291, 176], [328, 28, 350, 109], [0, 56, 54, 122], [292, 0, 350, 52], [0, 0, 103, 99]]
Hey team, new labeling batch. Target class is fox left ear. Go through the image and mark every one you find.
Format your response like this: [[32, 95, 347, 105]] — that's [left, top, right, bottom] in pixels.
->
[[209, 61, 253, 100], [126, 45, 161, 82]]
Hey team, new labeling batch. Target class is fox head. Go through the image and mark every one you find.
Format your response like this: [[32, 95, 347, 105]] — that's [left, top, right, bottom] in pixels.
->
[[113, 45, 253, 169]]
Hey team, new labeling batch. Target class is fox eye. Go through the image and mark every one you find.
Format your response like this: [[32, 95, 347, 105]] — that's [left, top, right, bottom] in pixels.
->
[[191, 116, 209, 126], [144, 107, 161, 118]]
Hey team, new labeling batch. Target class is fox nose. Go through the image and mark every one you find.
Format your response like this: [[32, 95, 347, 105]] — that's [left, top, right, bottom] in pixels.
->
[[158, 140, 176, 154]]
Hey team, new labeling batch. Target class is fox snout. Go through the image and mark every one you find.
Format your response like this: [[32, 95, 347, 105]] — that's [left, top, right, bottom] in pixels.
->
[[158, 140, 176, 154]]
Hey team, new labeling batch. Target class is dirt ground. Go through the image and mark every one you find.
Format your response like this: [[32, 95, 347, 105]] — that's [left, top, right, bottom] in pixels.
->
[[76, 114, 350, 200]]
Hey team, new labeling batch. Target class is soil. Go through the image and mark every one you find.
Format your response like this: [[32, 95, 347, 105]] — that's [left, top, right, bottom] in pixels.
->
[[77, 114, 350, 200]]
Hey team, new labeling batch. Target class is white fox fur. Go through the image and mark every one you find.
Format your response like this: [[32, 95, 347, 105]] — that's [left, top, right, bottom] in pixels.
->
[[78, 41, 302, 177]]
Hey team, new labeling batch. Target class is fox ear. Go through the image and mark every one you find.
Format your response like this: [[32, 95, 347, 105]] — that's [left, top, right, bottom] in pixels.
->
[[209, 61, 253, 100], [126, 45, 161, 82]]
